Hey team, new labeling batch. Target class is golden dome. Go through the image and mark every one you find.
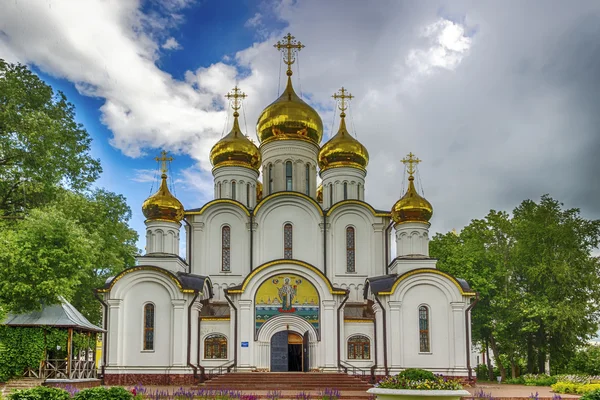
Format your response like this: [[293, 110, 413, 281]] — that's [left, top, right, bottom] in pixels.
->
[[256, 181, 263, 201], [318, 114, 369, 172], [316, 183, 323, 203], [256, 74, 323, 146], [391, 175, 433, 224], [142, 173, 184, 223], [210, 114, 261, 171]]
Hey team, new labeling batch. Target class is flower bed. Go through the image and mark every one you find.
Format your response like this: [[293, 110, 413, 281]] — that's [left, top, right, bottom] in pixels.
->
[[367, 369, 471, 400]]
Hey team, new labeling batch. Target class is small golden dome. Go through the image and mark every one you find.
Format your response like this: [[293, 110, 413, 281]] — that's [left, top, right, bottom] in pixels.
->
[[210, 115, 261, 171], [391, 175, 433, 224], [256, 181, 263, 201], [316, 183, 323, 203], [142, 174, 184, 223], [256, 75, 323, 146], [318, 114, 369, 172]]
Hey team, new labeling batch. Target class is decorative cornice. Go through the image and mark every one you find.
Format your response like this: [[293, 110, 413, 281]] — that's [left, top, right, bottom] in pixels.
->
[[379, 268, 476, 297], [226, 259, 347, 295], [200, 317, 231, 321], [96, 266, 198, 295], [185, 199, 250, 217], [254, 191, 323, 216], [326, 200, 390, 218], [344, 318, 373, 323]]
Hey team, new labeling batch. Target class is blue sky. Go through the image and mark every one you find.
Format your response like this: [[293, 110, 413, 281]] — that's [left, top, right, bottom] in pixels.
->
[[1, 0, 600, 254]]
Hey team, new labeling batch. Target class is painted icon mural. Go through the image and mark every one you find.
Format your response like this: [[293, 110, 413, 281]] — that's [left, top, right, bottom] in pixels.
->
[[255, 274, 319, 334]]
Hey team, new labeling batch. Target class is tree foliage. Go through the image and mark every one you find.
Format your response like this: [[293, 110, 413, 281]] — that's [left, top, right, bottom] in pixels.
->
[[431, 195, 600, 378], [0, 60, 101, 216], [0, 60, 138, 323]]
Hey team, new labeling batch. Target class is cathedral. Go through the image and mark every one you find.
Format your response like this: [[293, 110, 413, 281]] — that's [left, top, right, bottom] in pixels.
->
[[96, 34, 477, 385]]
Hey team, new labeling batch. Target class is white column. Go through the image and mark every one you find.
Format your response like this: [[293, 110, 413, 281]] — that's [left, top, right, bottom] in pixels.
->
[[372, 301, 386, 375], [191, 302, 203, 365], [106, 299, 122, 366], [171, 299, 187, 366], [238, 299, 254, 370], [321, 300, 337, 370], [451, 302, 466, 369], [388, 301, 402, 370]]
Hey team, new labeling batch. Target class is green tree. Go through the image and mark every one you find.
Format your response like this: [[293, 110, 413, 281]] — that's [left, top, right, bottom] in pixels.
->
[[0, 60, 101, 216], [0, 207, 96, 312], [431, 195, 600, 378], [52, 189, 139, 323]]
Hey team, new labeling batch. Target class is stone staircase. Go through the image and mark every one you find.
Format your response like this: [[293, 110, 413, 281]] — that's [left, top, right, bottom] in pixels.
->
[[199, 372, 374, 399], [1, 378, 44, 395]]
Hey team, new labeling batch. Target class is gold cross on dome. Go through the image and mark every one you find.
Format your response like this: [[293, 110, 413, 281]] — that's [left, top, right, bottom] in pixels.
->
[[401, 152, 421, 176], [274, 33, 305, 74], [225, 86, 247, 113], [332, 87, 354, 114], [155, 150, 173, 175]]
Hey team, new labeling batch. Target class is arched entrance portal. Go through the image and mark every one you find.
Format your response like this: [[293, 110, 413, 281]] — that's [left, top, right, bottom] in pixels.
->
[[270, 331, 309, 372]]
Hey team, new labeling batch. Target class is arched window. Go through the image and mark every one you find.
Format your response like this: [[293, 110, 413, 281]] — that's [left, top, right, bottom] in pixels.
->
[[231, 181, 236, 200], [419, 305, 430, 352], [347, 335, 370, 359], [204, 334, 227, 359], [218, 182, 222, 198], [305, 164, 310, 195], [143, 304, 155, 351], [343, 182, 348, 200], [283, 223, 293, 259], [268, 164, 273, 194], [246, 183, 250, 206], [329, 183, 333, 206], [286, 161, 293, 191], [222, 226, 231, 272], [346, 227, 355, 273]]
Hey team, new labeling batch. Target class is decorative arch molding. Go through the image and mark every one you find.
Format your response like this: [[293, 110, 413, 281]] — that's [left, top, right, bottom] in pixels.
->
[[97, 265, 212, 298], [185, 199, 250, 217], [256, 314, 319, 342], [225, 259, 347, 296], [109, 269, 183, 300], [254, 191, 323, 216], [384, 269, 475, 299], [326, 200, 390, 218]]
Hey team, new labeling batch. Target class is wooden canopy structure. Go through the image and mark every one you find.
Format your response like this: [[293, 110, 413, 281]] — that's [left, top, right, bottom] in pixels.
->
[[3, 298, 104, 380]]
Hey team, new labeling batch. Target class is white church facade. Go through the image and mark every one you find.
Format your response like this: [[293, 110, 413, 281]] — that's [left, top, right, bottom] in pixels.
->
[[96, 34, 477, 386]]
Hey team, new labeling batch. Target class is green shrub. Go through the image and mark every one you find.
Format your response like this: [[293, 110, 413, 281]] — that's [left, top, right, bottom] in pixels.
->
[[8, 386, 70, 400], [522, 374, 557, 386], [398, 368, 436, 381], [582, 389, 600, 400], [506, 376, 525, 384], [552, 382, 580, 393], [73, 386, 133, 400]]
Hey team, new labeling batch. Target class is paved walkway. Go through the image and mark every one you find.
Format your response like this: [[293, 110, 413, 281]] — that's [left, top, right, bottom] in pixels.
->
[[467, 383, 579, 398]]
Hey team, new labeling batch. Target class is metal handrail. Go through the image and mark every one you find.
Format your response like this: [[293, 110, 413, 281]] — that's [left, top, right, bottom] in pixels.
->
[[339, 360, 375, 383], [202, 360, 236, 380]]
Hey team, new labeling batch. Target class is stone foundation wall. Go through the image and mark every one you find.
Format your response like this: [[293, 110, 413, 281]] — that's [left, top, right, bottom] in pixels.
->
[[103, 374, 197, 386], [45, 380, 101, 389]]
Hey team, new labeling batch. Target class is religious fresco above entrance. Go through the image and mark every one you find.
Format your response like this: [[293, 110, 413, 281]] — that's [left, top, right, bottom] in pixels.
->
[[255, 274, 319, 335]]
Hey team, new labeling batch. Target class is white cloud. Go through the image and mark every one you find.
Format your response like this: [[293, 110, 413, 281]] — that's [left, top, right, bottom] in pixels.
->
[[2, 0, 600, 237], [131, 169, 159, 183], [162, 37, 182, 50]]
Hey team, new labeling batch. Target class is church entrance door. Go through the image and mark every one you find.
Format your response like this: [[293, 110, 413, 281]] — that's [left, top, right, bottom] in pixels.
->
[[270, 331, 304, 372]]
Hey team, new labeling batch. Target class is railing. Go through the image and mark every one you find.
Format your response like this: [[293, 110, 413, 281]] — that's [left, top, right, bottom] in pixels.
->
[[23, 357, 97, 380], [339, 360, 375, 383], [201, 360, 236, 381]]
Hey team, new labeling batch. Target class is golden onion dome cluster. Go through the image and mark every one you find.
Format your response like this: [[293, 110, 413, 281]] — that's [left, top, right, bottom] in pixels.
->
[[316, 183, 323, 203], [142, 174, 185, 223], [209, 115, 261, 171], [318, 114, 369, 172], [391, 175, 433, 224], [256, 75, 323, 146]]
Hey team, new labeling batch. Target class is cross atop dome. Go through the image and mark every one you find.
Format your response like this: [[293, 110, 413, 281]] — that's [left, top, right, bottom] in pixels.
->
[[274, 33, 305, 76], [332, 87, 354, 118], [225, 85, 247, 117], [401, 152, 421, 176], [155, 150, 173, 176]]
